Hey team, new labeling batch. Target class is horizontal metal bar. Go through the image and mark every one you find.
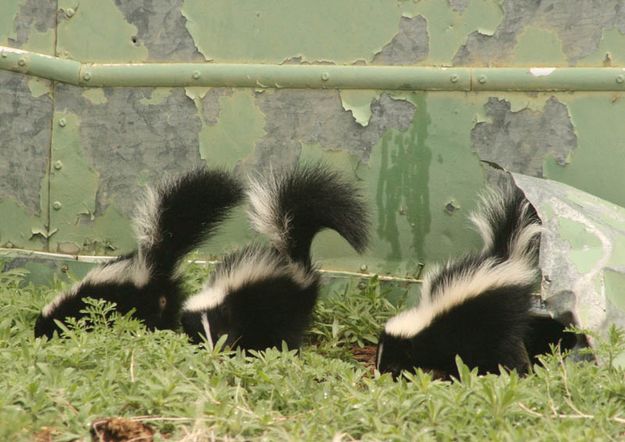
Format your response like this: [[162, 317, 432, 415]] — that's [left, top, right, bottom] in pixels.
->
[[0, 248, 421, 285], [2, 46, 625, 91]]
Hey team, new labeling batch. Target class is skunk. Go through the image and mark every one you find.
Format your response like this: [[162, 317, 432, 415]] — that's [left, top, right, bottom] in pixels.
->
[[34, 168, 244, 339], [180, 163, 369, 351], [376, 183, 544, 379]]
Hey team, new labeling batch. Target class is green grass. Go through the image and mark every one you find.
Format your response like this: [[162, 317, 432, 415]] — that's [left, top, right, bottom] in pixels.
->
[[1, 264, 625, 441]]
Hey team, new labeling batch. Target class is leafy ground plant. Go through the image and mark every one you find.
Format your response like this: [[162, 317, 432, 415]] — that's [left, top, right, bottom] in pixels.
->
[[1, 263, 624, 441]]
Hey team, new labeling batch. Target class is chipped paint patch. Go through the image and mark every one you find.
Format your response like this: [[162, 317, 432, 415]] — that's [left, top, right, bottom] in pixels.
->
[[27, 78, 50, 97], [530, 67, 556, 77], [544, 95, 625, 208], [139, 88, 173, 105], [0, 71, 51, 215], [198, 89, 264, 168], [340, 90, 377, 127], [514, 26, 566, 66], [82, 89, 108, 105], [471, 96, 577, 177], [405, 0, 503, 64], [0, 0, 19, 44], [113, 0, 204, 62], [182, 0, 405, 63], [578, 28, 625, 67], [0, 199, 46, 250], [558, 217, 604, 274], [372, 16, 428, 65], [48, 112, 99, 253], [57, 0, 148, 62]]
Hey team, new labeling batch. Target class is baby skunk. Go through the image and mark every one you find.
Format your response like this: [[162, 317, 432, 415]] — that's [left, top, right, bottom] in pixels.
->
[[34, 168, 244, 339], [376, 183, 543, 379], [180, 163, 369, 351]]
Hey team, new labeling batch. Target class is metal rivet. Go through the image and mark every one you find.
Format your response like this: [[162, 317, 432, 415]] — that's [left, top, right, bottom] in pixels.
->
[[54, 160, 63, 170], [399, 207, 406, 215], [617, 75, 624, 84], [192, 71, 201, 80], [360, 264, 368, 272], [478, 75, 487, 84], [65, 8, 75, 18], [83, 72, 91, 81], [321, 72, 330, 81], [53, 201, 62, 210], [58, 118, 66, 127], [450, 74, 459, 83], [17, 58, 26, 67]]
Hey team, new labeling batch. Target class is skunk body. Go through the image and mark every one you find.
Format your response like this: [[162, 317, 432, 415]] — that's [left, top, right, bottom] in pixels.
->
[[376, 184, 543, 379], [34, 168, 244, 338], [181, 164, 369, 350]]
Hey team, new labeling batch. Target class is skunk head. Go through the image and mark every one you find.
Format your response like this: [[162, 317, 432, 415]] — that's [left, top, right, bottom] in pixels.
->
[[34, 253, 183, 339], [181, 245, 320, 350]]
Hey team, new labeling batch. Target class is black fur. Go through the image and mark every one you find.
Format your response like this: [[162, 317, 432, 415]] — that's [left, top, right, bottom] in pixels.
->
[[377, 184, 541, 379], [181, 163, 369, 351], [34, 168, 244, 339]]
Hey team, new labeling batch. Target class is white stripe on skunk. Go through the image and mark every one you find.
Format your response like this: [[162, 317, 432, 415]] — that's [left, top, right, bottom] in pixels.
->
[[35, 168, 244, 338], [181, 163, 370, 351], [377, 182, 543, 379]]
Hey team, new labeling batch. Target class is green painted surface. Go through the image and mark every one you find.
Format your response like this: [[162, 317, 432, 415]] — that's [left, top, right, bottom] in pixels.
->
[[198, 89, 264, 167], [81, 88, 108, 104], [0, 200, 46, 250], [557, 218, 603, 274], [604, 269, 625, 312], [513, 26, 567, 66], [26, 77, 50, 98], [182, 0, 404, 63], [0, 0, 19, 44], [578, 28, 625, 67], [57, 0, 148, 62], [339, 90, 377, 127], [544, 95, 625, 208], [139, 88, 173, 105], [405, 0, 503, 64]]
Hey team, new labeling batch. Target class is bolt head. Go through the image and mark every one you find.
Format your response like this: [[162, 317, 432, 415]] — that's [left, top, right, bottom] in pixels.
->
[[360, 264, 368, 273], [65, 8, 75, 17], [58, 118, 66, 127], [17, 58, 26, 67], [321, 72, 330, 81], [478, 75, 487, 84], [83, 72, 91, 81], [450, 74, 459, 83], [54, 161, 63, 170], [192, 71, 201, 80], [617, 75, 624, 84], [53, 201, 62, 210]]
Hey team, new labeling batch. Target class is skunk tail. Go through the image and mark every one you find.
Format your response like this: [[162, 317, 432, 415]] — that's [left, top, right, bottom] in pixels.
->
[[469, 182, 542, 263], [246, 163, 369, 265], [134, 168, 244, 275]]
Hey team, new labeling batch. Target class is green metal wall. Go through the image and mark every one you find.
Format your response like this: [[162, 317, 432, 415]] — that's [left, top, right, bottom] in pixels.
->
[[2, 0, 625, 280]]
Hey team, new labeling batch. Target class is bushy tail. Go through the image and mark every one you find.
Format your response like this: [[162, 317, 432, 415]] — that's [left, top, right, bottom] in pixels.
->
[[134, 168, 244, 275], [246, 163, 369, 265], [469, 182, 542, 263]]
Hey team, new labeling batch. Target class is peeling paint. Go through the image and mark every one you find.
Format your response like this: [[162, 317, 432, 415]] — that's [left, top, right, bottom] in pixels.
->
[[578, 27, 625, 67], [198, 89, 265, 169], [82, 88, 108, 105], [181, 0, 406, 63], [544, 95, 625, 208], [557, 218, 604, 274], [514, 26, 566, 66], [372, 16, 429, 65], [339, 90, 376, 127], [0, 0, 20, 45], [138, 87, 173, 105], [255, 90, 416, 172], [27, 77, 51, 97], [12, 0, 56, 51], [454, 0, 625, 66], [57, 0, 149, 62], [471, 96, 577, 177], [406, 0, 503, 64], [0, 71, 51, 214], [54, 85, 203, 218]]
